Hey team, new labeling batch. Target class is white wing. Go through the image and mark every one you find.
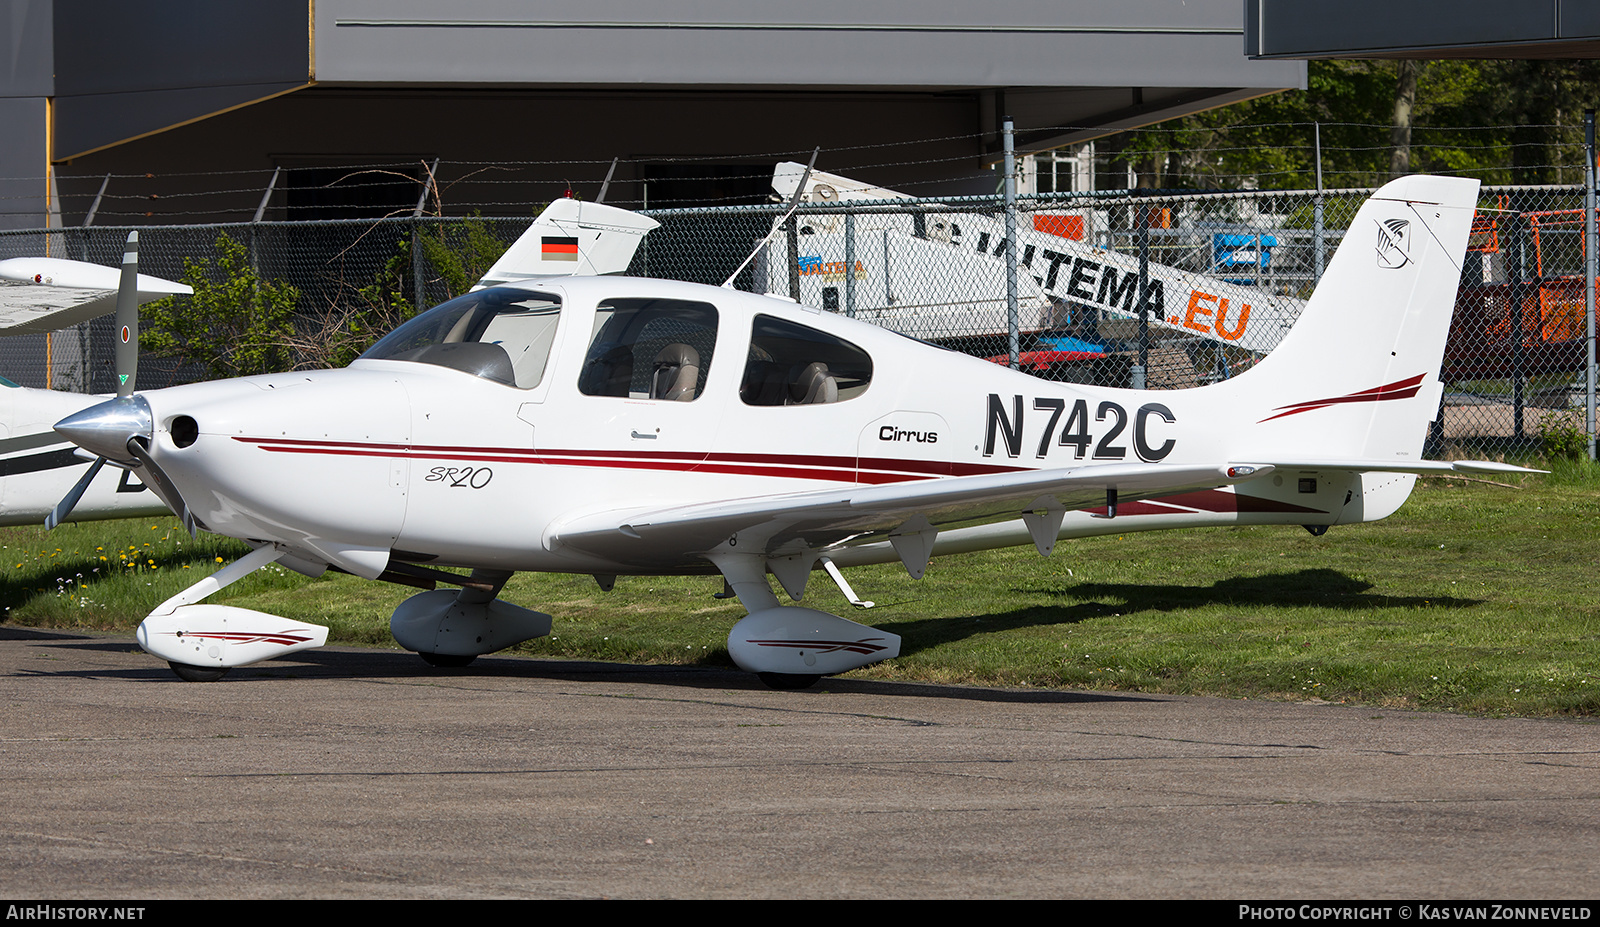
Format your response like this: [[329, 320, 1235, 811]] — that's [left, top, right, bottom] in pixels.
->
[[547, 456, 1538, 574], [0, 257, 191, 337]]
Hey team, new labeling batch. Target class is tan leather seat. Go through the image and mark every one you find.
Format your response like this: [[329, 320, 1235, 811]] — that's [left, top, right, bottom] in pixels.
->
[[652, 343, 700, 401], [787, 362, 837, 404]]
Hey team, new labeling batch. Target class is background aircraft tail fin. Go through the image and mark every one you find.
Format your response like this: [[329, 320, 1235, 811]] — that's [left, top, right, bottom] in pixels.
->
[[1224, 175, 1480, 463], [476, 198, 660, 288]]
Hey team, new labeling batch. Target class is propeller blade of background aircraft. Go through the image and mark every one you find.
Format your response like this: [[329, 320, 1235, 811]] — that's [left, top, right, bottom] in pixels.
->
[[43, 456, 106, 530]]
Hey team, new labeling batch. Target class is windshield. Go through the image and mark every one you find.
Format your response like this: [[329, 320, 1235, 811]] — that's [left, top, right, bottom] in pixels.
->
[[360, 288, 561, 388]]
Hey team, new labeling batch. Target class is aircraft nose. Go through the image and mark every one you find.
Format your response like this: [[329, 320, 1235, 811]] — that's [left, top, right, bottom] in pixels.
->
[[54, 394, 153, 465]]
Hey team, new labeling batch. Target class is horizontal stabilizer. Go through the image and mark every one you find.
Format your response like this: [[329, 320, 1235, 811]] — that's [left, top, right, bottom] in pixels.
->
[[1258, 458, 1545, 476]]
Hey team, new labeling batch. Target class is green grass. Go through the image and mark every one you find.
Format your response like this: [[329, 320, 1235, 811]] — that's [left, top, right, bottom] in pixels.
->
[[4, 462, 1597, 716]]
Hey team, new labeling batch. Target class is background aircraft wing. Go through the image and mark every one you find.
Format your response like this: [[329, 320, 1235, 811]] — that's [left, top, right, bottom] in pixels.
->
[[0, 258, 191, 337]]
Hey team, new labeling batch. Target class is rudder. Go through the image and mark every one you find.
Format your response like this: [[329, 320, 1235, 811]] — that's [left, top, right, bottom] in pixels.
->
[[1223, 175, 1479, 462]]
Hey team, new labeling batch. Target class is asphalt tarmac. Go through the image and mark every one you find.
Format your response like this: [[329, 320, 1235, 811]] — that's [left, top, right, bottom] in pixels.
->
[[2, 625, 1597, 900]]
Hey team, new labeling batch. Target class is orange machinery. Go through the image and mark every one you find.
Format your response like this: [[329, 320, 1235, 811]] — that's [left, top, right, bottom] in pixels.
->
[[1443, 200, 1591, 380]]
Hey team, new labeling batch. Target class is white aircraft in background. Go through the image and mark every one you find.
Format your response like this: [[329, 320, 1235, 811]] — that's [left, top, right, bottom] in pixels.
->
[[763, 161, 1306, 356], [48, 174, 1532, 687], [0, 245, 191, 526], [0, 197, 656, 527]]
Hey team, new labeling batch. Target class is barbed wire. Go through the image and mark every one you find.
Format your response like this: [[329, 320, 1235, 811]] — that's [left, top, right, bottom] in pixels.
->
[[2, 121, 1591, 221]]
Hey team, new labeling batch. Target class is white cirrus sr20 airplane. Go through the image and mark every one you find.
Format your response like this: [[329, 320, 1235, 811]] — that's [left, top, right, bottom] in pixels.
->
[[48, 175, 1535, 686]]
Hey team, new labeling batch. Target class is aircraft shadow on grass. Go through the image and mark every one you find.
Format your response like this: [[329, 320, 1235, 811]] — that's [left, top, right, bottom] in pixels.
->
[[884, 568, 1485, 656]]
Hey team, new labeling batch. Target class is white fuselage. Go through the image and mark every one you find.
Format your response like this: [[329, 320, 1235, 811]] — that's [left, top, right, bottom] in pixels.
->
[[130, 275, 1410, 580]]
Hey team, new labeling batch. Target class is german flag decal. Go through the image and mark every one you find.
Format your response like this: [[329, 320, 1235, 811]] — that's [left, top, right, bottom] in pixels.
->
[[541, 236, 580, 261]]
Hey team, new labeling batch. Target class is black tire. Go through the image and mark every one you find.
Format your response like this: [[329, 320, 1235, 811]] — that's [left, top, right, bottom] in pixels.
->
[[168, 661, 228, 682], [758, 672, 821, 690], [419, 652, 476, 668]]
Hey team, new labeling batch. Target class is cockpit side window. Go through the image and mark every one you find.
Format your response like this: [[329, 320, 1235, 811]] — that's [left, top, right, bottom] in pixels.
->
[[741, 314, 873, 406], [359, 289, 561, 389], [579, 298, 719, 401]]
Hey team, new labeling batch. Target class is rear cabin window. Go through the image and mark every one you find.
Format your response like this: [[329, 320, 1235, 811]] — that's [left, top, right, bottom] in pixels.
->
[[578, 298, 719, 401], [741, 314, 873, 406]]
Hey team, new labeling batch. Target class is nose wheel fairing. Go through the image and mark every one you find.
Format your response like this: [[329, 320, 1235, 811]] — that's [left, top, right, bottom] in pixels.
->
[[138, 604, 330, 669], [135, 544, 333, 678]]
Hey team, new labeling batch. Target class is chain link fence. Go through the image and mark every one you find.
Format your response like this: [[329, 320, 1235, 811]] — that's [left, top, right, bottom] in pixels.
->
[[2, 184, 1595, 456]]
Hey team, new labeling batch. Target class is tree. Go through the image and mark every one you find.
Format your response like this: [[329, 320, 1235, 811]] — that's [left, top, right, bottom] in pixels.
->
[[282, 236, 419, 370], [417, 212, 509, 298], [281, 213, 511, 370], [1389, 60, 1419, 179], [141, 233, 299, 380], [1106, 60, 1600, 190]]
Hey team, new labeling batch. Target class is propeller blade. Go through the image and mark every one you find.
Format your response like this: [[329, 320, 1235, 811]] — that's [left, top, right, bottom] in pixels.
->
[[44, 456, 107, 530], [125, 436, 195, 538], [115, 231, 139, 397]]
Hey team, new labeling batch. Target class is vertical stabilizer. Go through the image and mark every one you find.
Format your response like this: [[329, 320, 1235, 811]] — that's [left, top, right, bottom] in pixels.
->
[[476, 199, 660, 288], [1224, 175, 1479, 463]]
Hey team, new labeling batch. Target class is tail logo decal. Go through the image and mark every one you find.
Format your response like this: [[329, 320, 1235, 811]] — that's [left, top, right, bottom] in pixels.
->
[[1375, 218, 1412, 269], [1259, 373, 1426, 423]]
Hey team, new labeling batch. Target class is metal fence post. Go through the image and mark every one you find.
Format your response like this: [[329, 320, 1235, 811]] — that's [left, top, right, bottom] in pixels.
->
[[83, 174, 110, 228], [413, 215, 425, 309], [1133, 200, 1150, 390], [250, 166, 281, 279], [253, 167, 279, 224], [1313, 122, 1325, 283], [786, 213, 800, 300], [1511, 212, 1526, 441], [412, 160, 438, 311], [1004, 117, 1020, 370], [1587, 110, 1598, 460], [844, 209, 857, 318]]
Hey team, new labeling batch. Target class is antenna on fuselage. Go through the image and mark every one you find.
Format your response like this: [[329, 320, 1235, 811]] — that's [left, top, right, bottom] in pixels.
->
[[721, 146, 819, 289]]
